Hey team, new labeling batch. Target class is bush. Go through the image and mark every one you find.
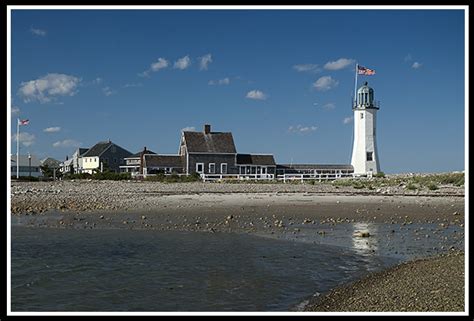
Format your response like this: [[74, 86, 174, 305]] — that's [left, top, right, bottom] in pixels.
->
[[374, 172, 385, 178], [406, 183, 418, 190], [12, 176, 40, 182], [427, 182, 439, 190], [144, 172, 201, 183]]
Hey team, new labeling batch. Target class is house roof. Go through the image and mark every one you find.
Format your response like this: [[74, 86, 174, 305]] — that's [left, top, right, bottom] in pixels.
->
[[82, 141, 113, 157], [237, 154, 276, 166], [40, 157, 62, 168], [183, 131, 237, 153], [144, 154, 184, 168], [76, 148, 89, 156], [129, 150, 157, 158], [277, 164, 354, 170]]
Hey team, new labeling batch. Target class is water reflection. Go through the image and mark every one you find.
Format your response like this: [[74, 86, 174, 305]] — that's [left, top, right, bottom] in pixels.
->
[[351, 222, 378, 255]]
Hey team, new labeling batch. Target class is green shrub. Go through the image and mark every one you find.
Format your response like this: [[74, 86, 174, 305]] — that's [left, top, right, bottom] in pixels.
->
[[374, 172, 385, 178], [406, 183, 418, 190], [427, 182, 439, 190]]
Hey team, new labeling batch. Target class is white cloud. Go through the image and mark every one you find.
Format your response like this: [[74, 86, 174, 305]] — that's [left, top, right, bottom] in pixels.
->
[[11, 106, 20, 115], [293, 64, 320, 73], [181, 126, 196, 132], [199, 54, 212, 70], [343, 116, 354, 124], [151, 58, 169, 71], [102, 86, 116, 96], [208, 77, 230, 85], [30, 28, 46, 36], [174, 55, 191, 70], [139, 58, 169, 77], [313, 76, 339, 91], [12, 132, 36, 147], [123, 83, 143, 88], [324, 58, 355, 71], [18, 73, 80, 103], [43, 127, 61, 133], [92, 77, 103, 85], [246, 90, 267, 100], [322, 102, 336, 110], [288, 125, 318, 134], [412, 62, 422, 69], [53, 139, 82, 148]]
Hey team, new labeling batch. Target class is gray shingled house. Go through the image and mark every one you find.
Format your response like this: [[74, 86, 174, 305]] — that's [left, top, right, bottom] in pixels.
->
[[120, 147, 156, 175], [142, 124, 276, 179], [80, 140, 132, 173]]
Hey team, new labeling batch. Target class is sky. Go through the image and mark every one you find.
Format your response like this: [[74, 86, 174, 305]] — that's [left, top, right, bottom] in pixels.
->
[[9, 6, 466, 174]]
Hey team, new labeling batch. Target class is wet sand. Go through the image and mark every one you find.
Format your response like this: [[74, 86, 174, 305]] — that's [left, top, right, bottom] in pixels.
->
[[9, 181, 466, 312]]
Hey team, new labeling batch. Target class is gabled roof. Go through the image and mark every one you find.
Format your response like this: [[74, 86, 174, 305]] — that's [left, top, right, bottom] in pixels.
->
[[40, 157, 62, 168], [82, 141, 113, 157], [129, 150, 157, 158], [183, 131, 236, 153], [77, 148, 89, 156], [237, 154, 276, 166], [144, 154, 183, 168]]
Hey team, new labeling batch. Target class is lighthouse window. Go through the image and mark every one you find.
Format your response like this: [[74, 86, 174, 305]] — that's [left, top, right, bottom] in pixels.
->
[[367, 152, 373, 161], [360, 113, 364, 119]]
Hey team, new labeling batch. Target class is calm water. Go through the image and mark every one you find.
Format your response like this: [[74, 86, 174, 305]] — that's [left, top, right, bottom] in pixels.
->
[[11, 226, 400, 312]]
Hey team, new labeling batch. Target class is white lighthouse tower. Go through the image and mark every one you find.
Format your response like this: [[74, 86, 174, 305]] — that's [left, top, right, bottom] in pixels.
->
[[351, 81, 380, 176]]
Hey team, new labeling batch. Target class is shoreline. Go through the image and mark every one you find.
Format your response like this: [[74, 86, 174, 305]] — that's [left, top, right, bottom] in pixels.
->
[[10, 181, 466, 312], [302, 251, 465, 312]]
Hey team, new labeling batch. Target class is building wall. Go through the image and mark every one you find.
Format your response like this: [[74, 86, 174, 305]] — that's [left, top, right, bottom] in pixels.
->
[[187, 154, 238, 174], [82, 156, 100, 174], [100, 145, 131, 172], [351, 108, 380, 175]]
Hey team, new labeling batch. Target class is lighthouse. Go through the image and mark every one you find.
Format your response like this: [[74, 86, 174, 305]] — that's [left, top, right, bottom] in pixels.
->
[[351, 81, 380, 176]]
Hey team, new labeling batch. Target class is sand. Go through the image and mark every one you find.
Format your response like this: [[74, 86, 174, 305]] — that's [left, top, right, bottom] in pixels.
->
[[9, 180, 466, 313]]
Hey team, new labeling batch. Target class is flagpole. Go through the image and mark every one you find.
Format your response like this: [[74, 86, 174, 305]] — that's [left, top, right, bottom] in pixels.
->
[[16, 118, 20, 179], [353, 63, 358, 108]]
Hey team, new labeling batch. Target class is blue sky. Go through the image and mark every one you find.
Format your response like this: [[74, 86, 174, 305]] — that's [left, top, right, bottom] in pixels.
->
[[9, 7, 466, 173]]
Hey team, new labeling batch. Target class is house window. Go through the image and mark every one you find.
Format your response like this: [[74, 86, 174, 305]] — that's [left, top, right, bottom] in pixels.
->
[[221, 163, 228, 174], [113, 158, 117, 163], [367, 152, 373, 161], [209, 163, 215, 174], [240, 166, 246, 175], [196, 163, 204, 174]]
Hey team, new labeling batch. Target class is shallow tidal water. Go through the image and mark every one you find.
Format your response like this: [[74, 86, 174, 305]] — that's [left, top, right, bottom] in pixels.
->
[[11, 226, 402, 312]]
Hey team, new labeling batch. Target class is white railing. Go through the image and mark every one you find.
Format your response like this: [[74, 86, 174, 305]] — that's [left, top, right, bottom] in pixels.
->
[[200, 173, 275, 182], [276, 172, 353, 182]]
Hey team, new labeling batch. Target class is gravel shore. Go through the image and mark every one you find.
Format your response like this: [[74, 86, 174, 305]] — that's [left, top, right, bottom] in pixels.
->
[[303, 251, 465, 312], [9, 180, 466, 313]]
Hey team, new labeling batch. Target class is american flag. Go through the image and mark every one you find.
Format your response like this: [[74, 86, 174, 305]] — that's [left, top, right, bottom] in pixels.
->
[[18, 119, 29, 125], [357, 65, 376, 75]]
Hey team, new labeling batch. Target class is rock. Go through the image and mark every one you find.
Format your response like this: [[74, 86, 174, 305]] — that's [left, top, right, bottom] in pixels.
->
[[354, 231, 371, 237]]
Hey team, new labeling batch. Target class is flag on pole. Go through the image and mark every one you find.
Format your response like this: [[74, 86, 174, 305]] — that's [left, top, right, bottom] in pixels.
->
[[19, 119, 29, 125], [357, 65, 376, 75]]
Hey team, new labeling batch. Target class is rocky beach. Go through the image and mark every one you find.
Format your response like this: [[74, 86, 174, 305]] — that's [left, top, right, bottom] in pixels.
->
[[9, 178, 466, 312]]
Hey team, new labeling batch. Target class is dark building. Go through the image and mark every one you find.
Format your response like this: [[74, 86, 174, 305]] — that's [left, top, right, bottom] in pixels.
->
[[81, 140, 133, 173], [143, 124, 276, 179]]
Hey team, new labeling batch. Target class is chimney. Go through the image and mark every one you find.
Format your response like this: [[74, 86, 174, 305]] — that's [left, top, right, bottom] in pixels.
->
[[139, 147, 147, 175], [204, 124, 211, 134]]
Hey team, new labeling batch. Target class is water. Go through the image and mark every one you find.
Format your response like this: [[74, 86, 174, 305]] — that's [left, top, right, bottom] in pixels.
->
[[11, 226, 399, 312]]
